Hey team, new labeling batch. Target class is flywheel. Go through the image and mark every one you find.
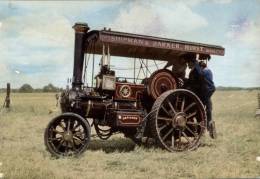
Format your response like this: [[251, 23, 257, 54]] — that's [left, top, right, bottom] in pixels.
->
[[147, 69, 177, 100]]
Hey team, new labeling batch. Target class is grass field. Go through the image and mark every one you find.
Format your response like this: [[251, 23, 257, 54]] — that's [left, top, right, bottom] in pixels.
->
[[0, 91, 260, 179]]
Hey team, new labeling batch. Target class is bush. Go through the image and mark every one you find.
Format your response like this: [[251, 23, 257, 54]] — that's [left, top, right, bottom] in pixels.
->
[[19, 84, 34, 93], [42, 83, 60, 92]]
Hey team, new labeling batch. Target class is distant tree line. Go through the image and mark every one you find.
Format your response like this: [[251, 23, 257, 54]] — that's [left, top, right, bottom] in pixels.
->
[[0, 83, 63, 93], [0, 84, 259, 93], [216, 86, 260, 91]]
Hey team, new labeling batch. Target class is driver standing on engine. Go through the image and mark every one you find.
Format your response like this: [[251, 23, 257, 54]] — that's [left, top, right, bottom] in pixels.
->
[[185, 54, 216, 139], [199, 60, 216, 139]]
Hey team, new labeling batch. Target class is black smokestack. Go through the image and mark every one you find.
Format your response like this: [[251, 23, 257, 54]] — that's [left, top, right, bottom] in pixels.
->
[[72, 22, 90, 88]]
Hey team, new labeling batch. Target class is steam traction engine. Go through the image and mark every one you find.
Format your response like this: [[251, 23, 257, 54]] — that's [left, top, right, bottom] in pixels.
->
[[44, 23, 225, 157]]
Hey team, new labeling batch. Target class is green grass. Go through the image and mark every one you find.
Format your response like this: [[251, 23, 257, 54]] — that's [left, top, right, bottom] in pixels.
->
[[0, 91, 260, 179]]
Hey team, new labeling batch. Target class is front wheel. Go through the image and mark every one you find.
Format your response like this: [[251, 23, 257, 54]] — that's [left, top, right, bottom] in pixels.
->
[[44, 113, 91, 157], [150, 89, 206, 152]]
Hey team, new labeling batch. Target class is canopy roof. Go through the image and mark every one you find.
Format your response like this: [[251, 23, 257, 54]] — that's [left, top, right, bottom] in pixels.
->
[[85, 29, 225, 61]]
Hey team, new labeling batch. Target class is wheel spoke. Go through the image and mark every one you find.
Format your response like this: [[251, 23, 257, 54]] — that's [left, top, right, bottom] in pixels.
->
[[49, 137, 62, 141], [167, 100, 176, 114], [162, 128, 173, 141], [72, 122, 80, 131], [175, 94, 179, 109], [185, 125, 198, 137], [67, 119, 71, 132], [184, 102, 196, 113], [65, 141, 69, 155], [181, 97, 185, 112], [56, 139, 64, 149], [52, 128, 63, 135], [177, 129, 182, 147], [73, 136, 84, 145], [71, 119, 76, 130], [187, 121, 206, 129], [171, 133, 175, 148], [74, 131, 84, 138], [186, 111, 197, 119], [161, 105, 172, 117], [158, 116, 172, 122], [59, 121, 66, 131], [70, 140, 76, 151], [182, 131, 192, 144], [158, 124, 168, 131]]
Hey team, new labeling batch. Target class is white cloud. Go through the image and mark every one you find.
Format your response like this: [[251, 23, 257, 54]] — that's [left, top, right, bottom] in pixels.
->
[[0, 1, 124, 88], [213, 0, 232, 4], [13, 1, 121, 15], [217, 0, 233, 4], [227, 20, 260, 48], [222, 18, 260, 87], [0, 64, 9, 77], [0, 11, 75, 88], [110, 1, 208, 38], [1, 12, 74, 49], [0, 1, 209, 88], [0, 0, 259, 88], [0, 63, 11, 88], [238, 22, 260, 48], [183, 0, 233, 5], [107, 1, 209, 83]]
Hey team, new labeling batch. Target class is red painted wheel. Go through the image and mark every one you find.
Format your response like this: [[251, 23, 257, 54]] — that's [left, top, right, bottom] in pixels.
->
[[147, 69, 177, 100], [150, 89, 206, 152]]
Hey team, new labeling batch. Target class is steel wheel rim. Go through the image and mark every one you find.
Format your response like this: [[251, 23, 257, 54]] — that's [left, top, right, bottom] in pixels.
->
[[155, 90, 206, 152], [46, 115, 90, 156]]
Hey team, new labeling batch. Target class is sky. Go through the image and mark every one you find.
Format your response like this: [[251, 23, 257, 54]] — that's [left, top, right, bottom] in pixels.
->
[[0, 0, 260, 88]]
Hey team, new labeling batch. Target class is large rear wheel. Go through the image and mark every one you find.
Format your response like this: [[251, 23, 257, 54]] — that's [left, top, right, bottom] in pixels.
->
[[44, 113, 91, 157], [150, 89, 206, 152]]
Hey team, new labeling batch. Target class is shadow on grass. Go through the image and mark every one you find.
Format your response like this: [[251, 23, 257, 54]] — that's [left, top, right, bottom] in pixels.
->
[[88, 137, 160, 153], [199, 142, 217, 148], [88, 137, 136, 153]]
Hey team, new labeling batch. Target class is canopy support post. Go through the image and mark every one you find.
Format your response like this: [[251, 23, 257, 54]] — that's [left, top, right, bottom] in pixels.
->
[[146, 59, 148, 78], [134, 58, 136, 84], [91, 42, 96, 88]]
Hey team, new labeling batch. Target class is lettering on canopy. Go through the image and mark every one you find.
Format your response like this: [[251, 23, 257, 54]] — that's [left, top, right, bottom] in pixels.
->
[[100, 33, 225, 56]]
